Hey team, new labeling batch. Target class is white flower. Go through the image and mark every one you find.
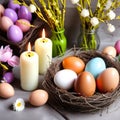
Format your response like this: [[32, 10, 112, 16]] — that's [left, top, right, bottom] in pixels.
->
[[90, 17, 99, 27], [107, 23, 115, 32], [70, 0, 79, 4], [97, 2, 100, 8], [28, 4, 37, 13], [107, 10, 116, 20], [13, 98, 25, 112], [104, 0, 112, 10], [80, 9, 89, 18]]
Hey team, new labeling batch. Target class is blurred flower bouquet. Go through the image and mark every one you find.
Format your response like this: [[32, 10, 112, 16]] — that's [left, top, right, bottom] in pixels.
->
[[14, 0, 67, 57], [0, 45, 19, 80], [71, 0, 120, 50]]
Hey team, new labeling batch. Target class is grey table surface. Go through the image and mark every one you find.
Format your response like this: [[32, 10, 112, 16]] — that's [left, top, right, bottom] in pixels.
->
[[1, 1, 120, 120]]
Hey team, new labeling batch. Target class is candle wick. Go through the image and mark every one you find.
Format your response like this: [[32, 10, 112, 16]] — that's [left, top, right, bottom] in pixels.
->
[[28, 51, 31, 57], [28, 54, 31, 57]]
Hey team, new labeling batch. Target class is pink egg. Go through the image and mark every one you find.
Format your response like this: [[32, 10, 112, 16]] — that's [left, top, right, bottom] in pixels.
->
[[114, 40, 120, 54], [15, 19, 31, 32], [0, 4, 5, 18], [0, 16, 13, 31]]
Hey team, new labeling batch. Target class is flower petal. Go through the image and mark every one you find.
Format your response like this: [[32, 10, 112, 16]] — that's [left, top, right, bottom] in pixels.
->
[[0, 52, 12, 62], [8, 56, 20, 67]]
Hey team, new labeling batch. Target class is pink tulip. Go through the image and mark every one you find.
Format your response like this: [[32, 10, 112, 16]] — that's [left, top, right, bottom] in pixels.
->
[[0, 45, 20, 67], [0, 45, 12, 62], [8, 55, 20, 67]]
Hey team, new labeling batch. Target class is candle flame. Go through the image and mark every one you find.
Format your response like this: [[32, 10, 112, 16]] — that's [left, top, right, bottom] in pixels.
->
[[42, 29, 45, 38], [28, 42, 31, 52]]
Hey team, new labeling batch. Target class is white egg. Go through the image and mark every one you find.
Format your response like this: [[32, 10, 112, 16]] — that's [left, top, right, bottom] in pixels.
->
[[54, 69, 77, 90]]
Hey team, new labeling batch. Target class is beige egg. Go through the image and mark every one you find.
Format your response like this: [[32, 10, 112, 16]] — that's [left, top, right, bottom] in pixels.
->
[[0, 16, 13, 31], [29, 89, 48, 107], [0, 4, 5, 18], [102, 46, 116, 57], [0, 82, 15, 99]]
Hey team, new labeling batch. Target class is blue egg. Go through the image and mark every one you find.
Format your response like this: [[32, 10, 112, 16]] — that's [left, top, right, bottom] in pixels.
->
[[85, 57, 106, 78]]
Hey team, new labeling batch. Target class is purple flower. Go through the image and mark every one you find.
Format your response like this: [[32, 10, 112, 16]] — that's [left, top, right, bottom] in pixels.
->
[[0, 45, 20, 67]]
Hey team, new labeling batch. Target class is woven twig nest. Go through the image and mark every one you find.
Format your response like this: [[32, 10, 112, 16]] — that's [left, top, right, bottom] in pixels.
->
[[0, 17, 45, 56], [42, 48, 120, 113]]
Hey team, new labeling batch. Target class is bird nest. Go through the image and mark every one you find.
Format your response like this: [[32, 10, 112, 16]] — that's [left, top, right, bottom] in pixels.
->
[[42, 48, 120, 113], [0, 17, 45, 56]]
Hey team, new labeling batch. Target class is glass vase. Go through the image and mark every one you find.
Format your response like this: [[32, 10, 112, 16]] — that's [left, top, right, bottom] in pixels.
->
[[77, 28, 100, 50], [51, 29, 67, 57]]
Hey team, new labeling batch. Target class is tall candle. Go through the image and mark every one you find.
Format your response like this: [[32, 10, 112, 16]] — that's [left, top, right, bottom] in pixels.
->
[[35, 29, 52, 74], [20, 42, 39, 91]]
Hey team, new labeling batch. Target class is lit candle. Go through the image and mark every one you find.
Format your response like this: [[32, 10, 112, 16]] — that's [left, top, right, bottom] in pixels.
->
[[35, 29, 52, 74], [20, 42, 39, 91]]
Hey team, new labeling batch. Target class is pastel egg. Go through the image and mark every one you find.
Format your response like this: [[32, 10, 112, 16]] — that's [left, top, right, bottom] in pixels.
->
[[0, 4, 5, 18], [102, 46, 116, 57], [85, 57, 106, 78], [15, 19, 30, 32], [0, 16, 13, 31], [29, 89, 48, 107], [7, 25, 23, 43], [54, 69, 77, 90], [3, 72, 14, 83], [18, 6, 32, 21], [96, 67, 119, 93], [114, 40, 120, 54], [4, 8, 18, 23], [8, 0, 20, 11]]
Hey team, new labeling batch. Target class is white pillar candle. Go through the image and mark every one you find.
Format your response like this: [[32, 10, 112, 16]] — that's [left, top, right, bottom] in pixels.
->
[[35, 29, 52, 74], [20, 43, 39, 91]]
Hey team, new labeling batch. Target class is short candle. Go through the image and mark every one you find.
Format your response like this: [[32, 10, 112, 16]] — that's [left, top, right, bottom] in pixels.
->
[[20, 42, 39, 91]]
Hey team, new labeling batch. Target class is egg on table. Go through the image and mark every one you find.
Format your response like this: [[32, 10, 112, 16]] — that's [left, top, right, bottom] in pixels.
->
[[74, 71, 96, 97], [62, 56, 85, 74], [54, 69, 78, 90], [29, 89, 48, 107], [0, 82, 15, 99], [96, 67, 119, 93]]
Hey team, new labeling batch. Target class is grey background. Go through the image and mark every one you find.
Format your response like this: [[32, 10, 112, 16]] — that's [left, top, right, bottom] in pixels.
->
[[1, 0, 120, 120]]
